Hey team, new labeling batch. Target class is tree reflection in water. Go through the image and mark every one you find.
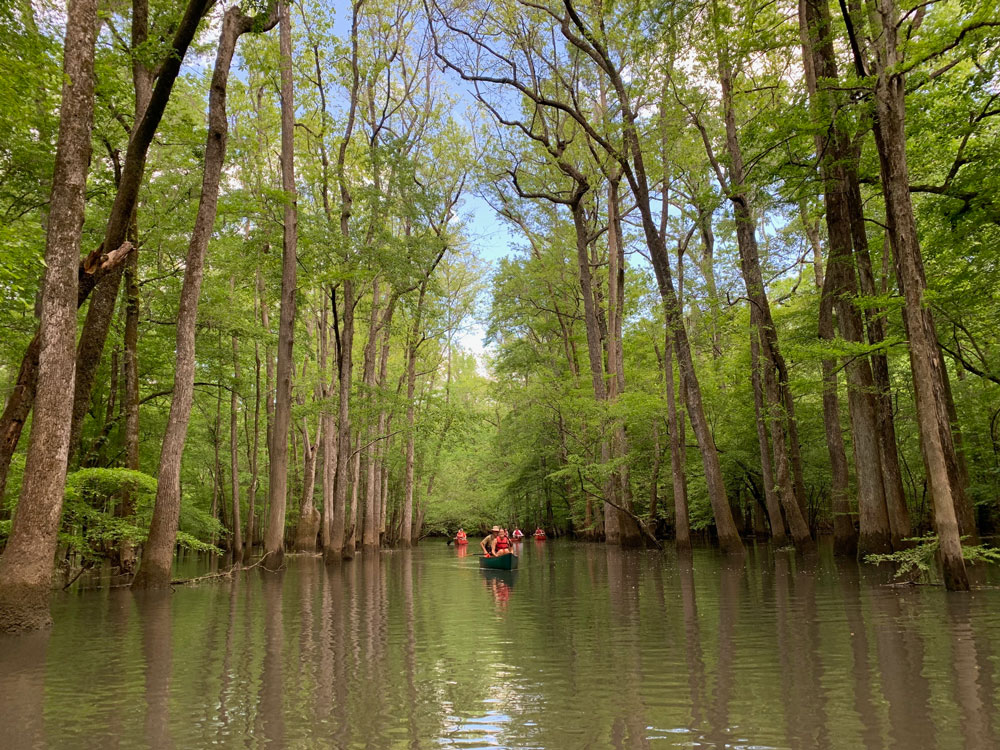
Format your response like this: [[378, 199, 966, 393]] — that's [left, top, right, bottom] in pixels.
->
[[1, 542, 999, 749]]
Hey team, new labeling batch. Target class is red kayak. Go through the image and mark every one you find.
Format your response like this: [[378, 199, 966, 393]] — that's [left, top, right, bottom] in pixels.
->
[[533, 531, 547, 540], [455, 537, 468, 545]]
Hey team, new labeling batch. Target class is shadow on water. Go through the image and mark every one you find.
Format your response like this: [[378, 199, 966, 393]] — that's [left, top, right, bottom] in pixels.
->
[[1, 540, 1000, 749]]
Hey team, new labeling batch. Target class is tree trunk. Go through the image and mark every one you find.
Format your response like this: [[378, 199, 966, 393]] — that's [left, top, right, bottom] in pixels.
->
[[805, 210, 856, 555], [750, 326, 788, 546], [263, 0, 298, 571], [799, 0, 895, 555], [401, 309, 421, 549], [345, 431, 361, 557], [860, 0, 968, 589], [243, 288, 264, 565], [117, 250, 141, 571], [846, 172, 912, 544], [293, 416, 320, 552], [329, 282, 355, 562], [0, 0, 98, 632], [713, 42, 812, 552], [133, 4, 278, 589], [361, 280, 381, 551], [230, 304, 243, 562], [664, 327, 691, 551], [114, 0, 152, 571], [620, 120, 744, 554], [606, 176, 642, 547]]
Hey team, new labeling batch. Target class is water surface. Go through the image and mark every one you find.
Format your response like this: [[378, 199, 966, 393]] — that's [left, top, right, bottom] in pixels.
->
[[2, 541, 999, 749]]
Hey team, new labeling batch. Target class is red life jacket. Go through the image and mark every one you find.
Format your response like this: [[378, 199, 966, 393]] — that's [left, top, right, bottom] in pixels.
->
[[495, 536, 510, 550]]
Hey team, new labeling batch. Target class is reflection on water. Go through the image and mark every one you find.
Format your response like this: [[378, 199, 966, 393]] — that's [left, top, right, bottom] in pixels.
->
[[2, 541, 1000, 749]]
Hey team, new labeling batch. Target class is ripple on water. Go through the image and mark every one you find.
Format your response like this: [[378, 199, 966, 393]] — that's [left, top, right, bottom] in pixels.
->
[[2, 542, 1000, 749]]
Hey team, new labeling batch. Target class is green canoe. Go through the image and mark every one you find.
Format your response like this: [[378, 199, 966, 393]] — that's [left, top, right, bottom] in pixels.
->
[[479, 553, 519, 570]]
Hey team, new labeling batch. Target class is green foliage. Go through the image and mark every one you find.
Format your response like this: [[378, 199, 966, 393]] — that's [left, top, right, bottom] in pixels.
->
[[865, 536, 1000, 582]]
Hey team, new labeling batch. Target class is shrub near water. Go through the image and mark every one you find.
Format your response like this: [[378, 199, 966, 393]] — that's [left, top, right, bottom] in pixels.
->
[[865, 535, 1000, 583], [0, 468, 223, 569]]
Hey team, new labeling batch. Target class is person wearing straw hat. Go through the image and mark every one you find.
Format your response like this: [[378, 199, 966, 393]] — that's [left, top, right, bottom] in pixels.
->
[[480, 526, 500, 557]]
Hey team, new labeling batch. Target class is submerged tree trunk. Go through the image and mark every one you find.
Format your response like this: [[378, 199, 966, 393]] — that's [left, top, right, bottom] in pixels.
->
[[133, 4, 278, 589], [0, 0, 99, 632], [263, 0, 298, 571]]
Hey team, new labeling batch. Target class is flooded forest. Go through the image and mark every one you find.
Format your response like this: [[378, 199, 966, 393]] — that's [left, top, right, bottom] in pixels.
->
[[1, 0, 1000, 746]]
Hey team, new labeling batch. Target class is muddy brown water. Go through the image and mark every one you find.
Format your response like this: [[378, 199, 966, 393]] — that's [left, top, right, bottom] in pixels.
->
[[1, 540, 999, 749]]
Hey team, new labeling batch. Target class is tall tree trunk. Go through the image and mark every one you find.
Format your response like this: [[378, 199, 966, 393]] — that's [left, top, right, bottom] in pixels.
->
[[345, 431, 361, 557], [845, 173, 912, 544], [664, 328, 691, 551], [116, 0, 152, 573], [0, 0, 98, 632], [799, 0, 895, 555], [804, 209, 857, 554], [243, 286, 264, 565], [263, 0, 298, 570], [212, 383, 227, 538], [606, 176, 642, 547], [230, 297, 243, 562], [329, 282, 355, 561], [750, 326, 788, 546], [711, 39, 812, 552], [401, 304, 422, 549], [361, 281, 381, 551], [568, 195, 615, 543], [293, 415, 321, 552], [117, 251, 141, 571], [853, 0, 968, 589], [326, 0, 361, 562], [133, 4, 279, 589], [575, 1, 744, 555]]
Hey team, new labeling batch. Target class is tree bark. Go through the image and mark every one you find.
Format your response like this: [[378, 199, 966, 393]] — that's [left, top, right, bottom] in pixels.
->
[[263, 0, 298, 571], [0, 0, 98, 632], [133, 4, 278, 589]]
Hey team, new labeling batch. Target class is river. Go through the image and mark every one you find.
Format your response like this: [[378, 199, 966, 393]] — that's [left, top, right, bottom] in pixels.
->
[[1, 540, 998, 749]]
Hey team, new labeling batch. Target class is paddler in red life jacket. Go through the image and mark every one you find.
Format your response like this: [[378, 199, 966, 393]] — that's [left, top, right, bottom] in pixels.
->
[[512, 528, 524, 539], [456, 528, 467, 543], [494, 529, 512, 556], [481, 526, 500, 557]]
